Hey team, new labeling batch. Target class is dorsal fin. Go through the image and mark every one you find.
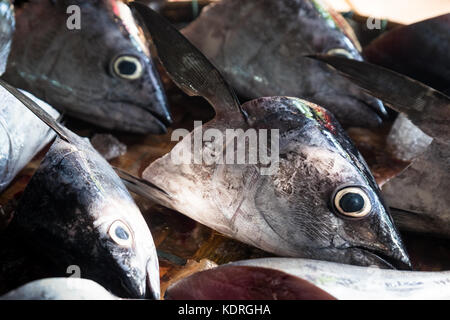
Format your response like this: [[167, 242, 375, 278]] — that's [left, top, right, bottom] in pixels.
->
[[308, 55, 450, 142], [0, 79, 70, 142], [113, 167, 172, 201], [130, 2, 246, 121]]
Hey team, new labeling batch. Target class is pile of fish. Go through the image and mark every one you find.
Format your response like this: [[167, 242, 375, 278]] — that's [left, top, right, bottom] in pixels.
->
[[0, 0, 448, 300]]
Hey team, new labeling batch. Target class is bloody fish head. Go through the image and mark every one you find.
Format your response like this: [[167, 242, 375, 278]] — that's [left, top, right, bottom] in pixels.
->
[[3, 0, 171, 133], [241, 97, 410, 269], [10, 134, 160, 299]]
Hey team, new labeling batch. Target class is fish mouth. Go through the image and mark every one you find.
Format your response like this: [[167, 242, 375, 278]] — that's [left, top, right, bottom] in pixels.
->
[[356, 95, 388, 120], [353, 246, 412, 270], [148, 108, 172, 130]]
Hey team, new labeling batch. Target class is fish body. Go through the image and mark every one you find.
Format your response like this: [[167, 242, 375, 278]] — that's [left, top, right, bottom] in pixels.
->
[[181, 0, 386, 127], [129, 4, 411, 269], [0, 278, 119, 300], [0, 87, 59, 192], [0, 0, 14, 75], [1, 81, 160, 299], [3, 0, 171, 133], [364, 14, 450, 94], [167, 258, 450, 300]]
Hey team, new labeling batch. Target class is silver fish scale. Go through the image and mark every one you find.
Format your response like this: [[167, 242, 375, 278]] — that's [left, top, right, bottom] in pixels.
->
[[0, 88, 59, 192]]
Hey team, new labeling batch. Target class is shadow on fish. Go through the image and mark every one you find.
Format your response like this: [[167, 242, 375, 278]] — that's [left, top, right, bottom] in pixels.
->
[[121, 4, 411, 270], [0, 80, 160, 299], [309, 55, 450, 238], [3, 0, 172, 133], [364, 14, 450, 95], [181, 0, 387, 127]]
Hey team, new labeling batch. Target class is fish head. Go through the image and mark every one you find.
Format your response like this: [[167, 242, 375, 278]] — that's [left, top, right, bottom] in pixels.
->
[[243, 97, 410, 269], [292, 0, 387, 127], [296, 15, 387, 127], [5, 0, 171, 133], [13, 136, 160, 299]]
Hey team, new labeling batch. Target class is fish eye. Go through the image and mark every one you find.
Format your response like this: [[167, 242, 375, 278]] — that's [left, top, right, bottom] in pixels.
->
[[108, 220, 133, 247], [332, 186, 372, 218], [326, 48, 354, 59], [112, 55, 144, 80]]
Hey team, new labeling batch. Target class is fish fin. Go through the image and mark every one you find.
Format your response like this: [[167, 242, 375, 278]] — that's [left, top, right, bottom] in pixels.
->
[[130, 2, 246, 120], [307, 55, 450, 141], [113, 167, 172, 201], [0, 79, 70, 142]]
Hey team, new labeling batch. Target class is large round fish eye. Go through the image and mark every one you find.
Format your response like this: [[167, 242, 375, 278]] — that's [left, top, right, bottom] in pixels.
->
[[112, 55, 144, 80], [326, 48, 354, 59], [108, 220, 133, 247], [332, 186, 372, 218]]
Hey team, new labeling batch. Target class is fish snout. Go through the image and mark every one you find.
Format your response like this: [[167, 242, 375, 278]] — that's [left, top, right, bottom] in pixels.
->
[[356, 221, 412, 270], [145, 258, 161, 300], [360, 93, 389, 120], [377, 228, 412, 270]]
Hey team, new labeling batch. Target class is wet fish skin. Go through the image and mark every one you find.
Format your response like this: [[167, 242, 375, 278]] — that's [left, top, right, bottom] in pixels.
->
[[130, 3, 411, 269], [310, 55, 450, 237], [0, 87, 59, 192], [3, 0, 172, 133], [0, 278, 119, 300], [167, 258, 450, 300], [1, 81, 160, 299], [364, 14, 450, 95], [0, 0, 14, 75], [181, 0, 387, 127]]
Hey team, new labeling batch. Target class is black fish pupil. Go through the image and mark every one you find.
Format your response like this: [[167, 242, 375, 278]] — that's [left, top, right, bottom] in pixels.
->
[[339, 193, 364, 213], [118, 60, 137, 75], [115, 226, 129, 240]]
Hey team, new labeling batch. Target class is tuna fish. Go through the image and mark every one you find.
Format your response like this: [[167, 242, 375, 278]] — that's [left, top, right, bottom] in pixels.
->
[[3, 0, 172, 133], [0, 79, 160, 299], [181, 0, 387, 127]]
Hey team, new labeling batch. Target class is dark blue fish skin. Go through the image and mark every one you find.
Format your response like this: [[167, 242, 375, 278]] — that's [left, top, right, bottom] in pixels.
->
[[3, 0, 172, 133], [0, 0, 14, 75]]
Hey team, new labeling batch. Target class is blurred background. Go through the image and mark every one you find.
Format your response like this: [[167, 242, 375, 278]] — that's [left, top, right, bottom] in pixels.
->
[[161, 0, 450, 24]]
